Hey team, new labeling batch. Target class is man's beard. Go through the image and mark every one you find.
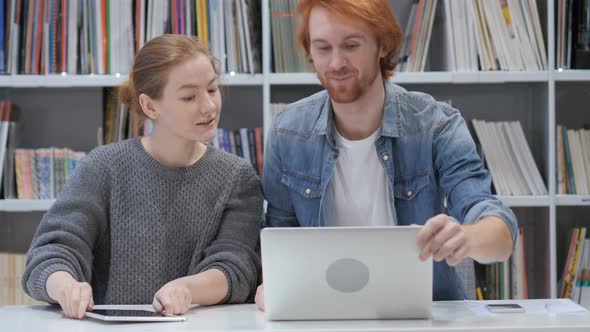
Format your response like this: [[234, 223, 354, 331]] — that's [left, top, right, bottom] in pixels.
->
[[318, 64, 380, 104]]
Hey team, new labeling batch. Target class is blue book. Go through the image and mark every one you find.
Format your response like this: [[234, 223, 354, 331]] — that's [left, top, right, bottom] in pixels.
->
[[35, 149, 53, 200], [223, 128, 231, 153], [233, 130, 243, 158], [177, 0, 182, 34], [32, 0, 40, 72], [49, 0, 54, 74], [216, 128, 224, 151], [207, 0, 213, 47], [68, 156, 76, 176]]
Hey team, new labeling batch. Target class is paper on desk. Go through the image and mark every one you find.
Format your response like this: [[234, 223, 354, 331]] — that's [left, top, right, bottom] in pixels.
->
[[464, 299, 588, 315]]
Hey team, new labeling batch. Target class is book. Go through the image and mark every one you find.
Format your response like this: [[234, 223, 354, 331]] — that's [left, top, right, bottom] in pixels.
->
[[0, 253, 43, 305]]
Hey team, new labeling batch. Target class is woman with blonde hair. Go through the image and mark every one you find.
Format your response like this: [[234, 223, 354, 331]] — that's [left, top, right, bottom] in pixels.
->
[[23, 34, 262, 319]]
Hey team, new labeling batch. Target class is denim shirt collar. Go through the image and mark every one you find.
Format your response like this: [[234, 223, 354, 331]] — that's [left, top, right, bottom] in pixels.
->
[[310, 80, 404, 145]]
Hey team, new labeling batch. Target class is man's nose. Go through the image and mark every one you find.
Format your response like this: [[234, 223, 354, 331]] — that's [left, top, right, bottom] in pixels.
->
[[329, 49, 348, 71]]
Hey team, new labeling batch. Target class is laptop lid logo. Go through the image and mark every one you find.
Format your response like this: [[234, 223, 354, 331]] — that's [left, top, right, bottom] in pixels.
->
[[326, 258, 370, 293]]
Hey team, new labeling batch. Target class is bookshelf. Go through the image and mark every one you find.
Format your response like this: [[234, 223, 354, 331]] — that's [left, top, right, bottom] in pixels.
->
[[1, 0, 590, 303]]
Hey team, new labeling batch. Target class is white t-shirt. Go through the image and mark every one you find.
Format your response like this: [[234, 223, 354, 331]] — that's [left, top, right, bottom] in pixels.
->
[[324, 128, 395, 227]]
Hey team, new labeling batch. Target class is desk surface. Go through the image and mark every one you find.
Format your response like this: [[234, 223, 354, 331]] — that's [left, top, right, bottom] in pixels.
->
[[2, 300, 590, 332]]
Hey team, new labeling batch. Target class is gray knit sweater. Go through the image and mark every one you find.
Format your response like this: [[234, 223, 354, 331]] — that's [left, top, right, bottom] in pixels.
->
[[22, 138, 263, 305]]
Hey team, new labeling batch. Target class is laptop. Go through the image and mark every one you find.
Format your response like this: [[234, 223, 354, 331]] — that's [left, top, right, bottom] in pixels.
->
[[260, 226, 432, 320]]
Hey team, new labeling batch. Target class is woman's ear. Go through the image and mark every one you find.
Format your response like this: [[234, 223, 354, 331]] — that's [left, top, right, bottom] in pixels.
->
[[139, 94, 159, 120]]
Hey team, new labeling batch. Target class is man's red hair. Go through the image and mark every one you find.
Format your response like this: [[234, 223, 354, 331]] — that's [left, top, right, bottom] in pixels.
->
[[296, 0, 402, 79]]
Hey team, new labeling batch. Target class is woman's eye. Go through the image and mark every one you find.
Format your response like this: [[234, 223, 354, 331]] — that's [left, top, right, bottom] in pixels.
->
[[181, 96, 195, 102]]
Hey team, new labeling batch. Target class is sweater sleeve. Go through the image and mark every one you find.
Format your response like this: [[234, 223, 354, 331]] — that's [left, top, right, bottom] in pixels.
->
[[190, 163, 263, 304], [21, 154, 109, 303]]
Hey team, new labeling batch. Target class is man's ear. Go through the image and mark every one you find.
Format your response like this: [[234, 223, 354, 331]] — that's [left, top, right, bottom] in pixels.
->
[[139, 94, 159, 120], [379, 42, 387, 59]]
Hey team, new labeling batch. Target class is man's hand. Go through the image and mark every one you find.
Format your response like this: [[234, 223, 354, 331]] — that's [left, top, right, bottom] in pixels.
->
[[46, 271, 94, 319], [255, 283, 265, 311], [416, 214, 471, 266], [152, 278, 192, 315]]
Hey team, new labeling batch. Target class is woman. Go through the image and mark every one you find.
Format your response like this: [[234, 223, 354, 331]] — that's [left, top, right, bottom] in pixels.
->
[[22, 34, 262, 319]]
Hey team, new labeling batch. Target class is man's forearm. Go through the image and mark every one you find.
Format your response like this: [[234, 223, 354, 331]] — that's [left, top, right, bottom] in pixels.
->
[[463, 216, 513, 264]]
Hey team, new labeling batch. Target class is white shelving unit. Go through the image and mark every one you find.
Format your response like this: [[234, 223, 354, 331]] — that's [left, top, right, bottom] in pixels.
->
[[554, 70, 590, 81], [0, 69, 574, 88], [498, 196, 551, 207], [0, 73, 264, 87], [268, 71, 550, 85], [1, 0, 589, 300], [0, 195, 553, 212], [555, 195, 590, 206], [0, 200, 55, 212]]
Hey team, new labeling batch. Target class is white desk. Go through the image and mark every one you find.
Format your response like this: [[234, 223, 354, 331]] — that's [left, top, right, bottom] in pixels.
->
[[1, 300, 590, 332]]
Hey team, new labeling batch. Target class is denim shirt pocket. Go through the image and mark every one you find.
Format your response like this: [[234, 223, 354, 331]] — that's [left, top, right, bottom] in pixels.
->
[[281, 170, 322, 199], [394, 169, 430, 200]]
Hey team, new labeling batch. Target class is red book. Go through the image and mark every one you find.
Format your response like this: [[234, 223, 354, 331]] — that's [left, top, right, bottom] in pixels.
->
[[254, 127, 264, 176], [171, 0, 178, 34]]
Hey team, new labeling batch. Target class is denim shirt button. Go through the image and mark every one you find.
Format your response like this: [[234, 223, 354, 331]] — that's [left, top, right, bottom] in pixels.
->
[[333, 152, 338, 159], [305, 188, 311, 195], [407, 191, 413, 197], [383, 154, 389, 161]]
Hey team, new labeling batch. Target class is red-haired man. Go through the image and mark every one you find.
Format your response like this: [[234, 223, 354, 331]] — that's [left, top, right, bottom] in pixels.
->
[[257, 0, 516, 309]]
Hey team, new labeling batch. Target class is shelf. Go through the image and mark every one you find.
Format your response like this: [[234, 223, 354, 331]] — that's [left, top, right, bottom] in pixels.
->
[[554, 70, 590, 81], [446, 71, 549, 83], [0, 199, 55, 212], [394, 71, 549, 83], [496, 195, 550, 207], [269, 71, 549, 85], [0, 71, 554, 87], [0, 73, 263, 87], [269, 73, 319, 85], [0, 196, 549, 212], [555, 195, 590, 206]]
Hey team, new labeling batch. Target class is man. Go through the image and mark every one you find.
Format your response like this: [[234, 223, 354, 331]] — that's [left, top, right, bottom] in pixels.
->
[[256, 0, 517, 308]]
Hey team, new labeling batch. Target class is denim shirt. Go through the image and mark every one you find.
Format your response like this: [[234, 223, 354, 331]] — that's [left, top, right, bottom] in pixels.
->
[[262, 80, 518, 301]]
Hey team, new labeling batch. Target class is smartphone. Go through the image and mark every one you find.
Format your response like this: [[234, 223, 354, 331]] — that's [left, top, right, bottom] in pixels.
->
[[85, 309, 186, 322], [485, 303, 525, 313]]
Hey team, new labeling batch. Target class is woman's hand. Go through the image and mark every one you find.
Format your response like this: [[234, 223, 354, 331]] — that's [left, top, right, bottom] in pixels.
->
[[255, 283, 265, 311], [46, 271, 94, 319], [152, 278, 193, 315]]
